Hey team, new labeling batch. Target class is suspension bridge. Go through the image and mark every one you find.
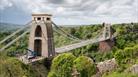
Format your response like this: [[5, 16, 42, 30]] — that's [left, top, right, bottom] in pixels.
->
[[0, 14, 116, 64]]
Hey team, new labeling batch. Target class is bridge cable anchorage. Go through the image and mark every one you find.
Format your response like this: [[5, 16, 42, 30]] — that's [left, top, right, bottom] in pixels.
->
[[52, 21, 82, 41], [0, 20, 33, 45], [0, 30, 30, 52]]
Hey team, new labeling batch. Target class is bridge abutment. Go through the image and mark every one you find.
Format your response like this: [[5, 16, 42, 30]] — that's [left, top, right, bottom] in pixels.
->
[[99, 39, 114, 52]]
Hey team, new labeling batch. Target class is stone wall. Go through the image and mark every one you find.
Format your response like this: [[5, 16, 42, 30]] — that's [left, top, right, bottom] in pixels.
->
[[99, 39, 114, 52]]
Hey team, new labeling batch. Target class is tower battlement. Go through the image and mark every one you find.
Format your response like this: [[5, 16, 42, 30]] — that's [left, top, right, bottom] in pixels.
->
[[32, 13, 52, 22]]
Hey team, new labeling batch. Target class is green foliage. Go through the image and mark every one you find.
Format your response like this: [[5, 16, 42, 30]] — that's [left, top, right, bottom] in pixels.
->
[[0, 52, 49, 77], [0, 56, 37, 77], [133, 45, 138, 56], [48, 53, 76, 77], [115, 45, 138, 65], [0, 23, 138, 77], [114, 45, 138, 71], [114, 50, 124, 65], [48, 54, 97, 77], [114, 23, 138, 49], [85, 51, 114, 63], [47, 71, 57, 77], [72, 44, 98, 57], [116, 36, 126, 49], [73, 56, 96, 77]]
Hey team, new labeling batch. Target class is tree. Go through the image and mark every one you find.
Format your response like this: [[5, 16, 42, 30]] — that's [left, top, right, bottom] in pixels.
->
[[116, 36, 126, 49], [114, 45, 138, 72], [73, 56, 96, 77], [0, 56, 38, 77], [48, 53, 76, 77], [114, 50, 124, 65], [133, 45, 138, 57]]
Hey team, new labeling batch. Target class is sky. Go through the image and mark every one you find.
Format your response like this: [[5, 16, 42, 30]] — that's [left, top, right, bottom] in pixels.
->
[[0, 0, 138, 25]]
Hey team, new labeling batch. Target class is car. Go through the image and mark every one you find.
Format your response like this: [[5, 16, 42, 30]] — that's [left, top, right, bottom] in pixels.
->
[[27, 54, 35, 59]]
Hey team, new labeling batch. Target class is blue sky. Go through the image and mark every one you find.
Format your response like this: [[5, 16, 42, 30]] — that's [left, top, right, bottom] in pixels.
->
[[0, 0, 138, 25]]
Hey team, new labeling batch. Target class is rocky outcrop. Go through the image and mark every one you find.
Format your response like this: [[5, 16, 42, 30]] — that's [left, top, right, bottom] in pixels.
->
[[92, 58, 117, 77], [125, 64, 138, 74], [96, 58, 117, 74]]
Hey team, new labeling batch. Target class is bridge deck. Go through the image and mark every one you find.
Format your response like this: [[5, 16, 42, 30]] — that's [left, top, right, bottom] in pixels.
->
[[18, 36, 109, 64], [55, 37, 107, 53]]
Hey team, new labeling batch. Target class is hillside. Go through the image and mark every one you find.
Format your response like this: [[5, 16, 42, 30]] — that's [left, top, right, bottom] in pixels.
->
[[0, 23, 138, 77], [0, 22, 23, 32]]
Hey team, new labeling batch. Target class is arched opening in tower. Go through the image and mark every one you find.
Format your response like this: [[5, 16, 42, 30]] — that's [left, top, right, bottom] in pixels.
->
[[35, 25, 42, 37], [34, 39, 42, 56]]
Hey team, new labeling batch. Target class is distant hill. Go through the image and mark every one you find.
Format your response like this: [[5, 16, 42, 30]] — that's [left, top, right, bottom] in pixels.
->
[[0, 22, 23, 32]]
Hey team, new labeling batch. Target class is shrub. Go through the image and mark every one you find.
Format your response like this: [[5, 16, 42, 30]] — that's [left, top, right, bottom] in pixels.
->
[[133, 45, 138, 57], [0, 57, 37, 77], [47, 72, 57, 77], [124, 47, 134, 58]]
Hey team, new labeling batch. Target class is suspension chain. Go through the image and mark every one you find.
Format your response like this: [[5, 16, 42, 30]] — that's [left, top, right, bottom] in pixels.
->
[[0, 20, 32, 45], [52, 21, 82, 41], [0, 21, 33, 52]]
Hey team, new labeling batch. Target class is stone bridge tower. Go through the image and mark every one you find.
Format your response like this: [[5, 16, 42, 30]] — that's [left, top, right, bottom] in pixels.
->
[[99, 23, 115, 52], [29, 14, 55, 57]]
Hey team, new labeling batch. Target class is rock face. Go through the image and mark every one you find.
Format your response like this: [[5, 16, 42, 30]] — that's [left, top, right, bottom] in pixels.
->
[[99, 39, 114, 52], [97, 58, 117, 74], [125, 64, 138, 74]]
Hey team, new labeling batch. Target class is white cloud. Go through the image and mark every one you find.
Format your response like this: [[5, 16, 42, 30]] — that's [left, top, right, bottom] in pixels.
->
[[0, 0, 137, 24], [57, 7, 65, 13], [66, 0, 82, 5], [93, 1, 110, 15], [0, 0, 13, 10]]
